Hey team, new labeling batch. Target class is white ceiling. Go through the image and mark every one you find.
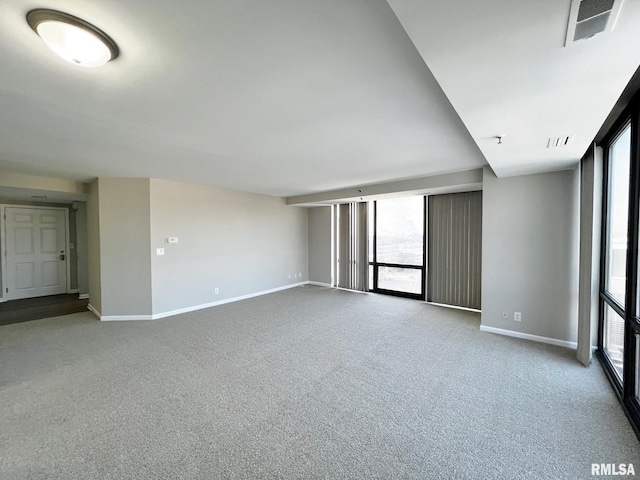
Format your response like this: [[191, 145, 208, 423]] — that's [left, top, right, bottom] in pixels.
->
[[388, 0, 640, 177], [0, 0, 638, 197]]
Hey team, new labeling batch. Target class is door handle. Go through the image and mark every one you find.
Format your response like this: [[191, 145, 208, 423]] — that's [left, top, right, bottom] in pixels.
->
[[59, 251, 65, 261]]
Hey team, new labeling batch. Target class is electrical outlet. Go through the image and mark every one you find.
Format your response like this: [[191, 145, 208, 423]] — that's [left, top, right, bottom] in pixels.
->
[[514, 312, 522, 322], [501, 310, 508, 319], [214, 288, 219, 295], [299, 272, 302, 277], [288, 274, 292, 279]]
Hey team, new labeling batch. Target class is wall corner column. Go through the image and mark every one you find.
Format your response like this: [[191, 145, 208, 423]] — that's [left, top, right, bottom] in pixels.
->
[[577, 144, 603, 366]]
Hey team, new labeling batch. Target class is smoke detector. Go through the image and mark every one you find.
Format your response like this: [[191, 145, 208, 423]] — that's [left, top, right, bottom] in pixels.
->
[[565, 0, 625, 46]]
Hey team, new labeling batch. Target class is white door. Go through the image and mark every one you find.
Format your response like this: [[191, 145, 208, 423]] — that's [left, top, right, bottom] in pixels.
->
[[4, 207, 67, 300]]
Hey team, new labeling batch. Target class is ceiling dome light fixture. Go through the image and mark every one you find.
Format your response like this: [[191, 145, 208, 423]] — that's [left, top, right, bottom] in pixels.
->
[[27, 9, 119, 67]]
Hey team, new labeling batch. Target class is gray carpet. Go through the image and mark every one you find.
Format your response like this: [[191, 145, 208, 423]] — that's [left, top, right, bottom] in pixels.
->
[[1, 285, 638, 479]]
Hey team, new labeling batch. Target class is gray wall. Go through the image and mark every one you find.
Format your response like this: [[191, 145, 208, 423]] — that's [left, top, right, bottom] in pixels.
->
[[308, 206, 333, 285], [68, 207, 78, 290], [149, 179, 309, 315], [97, 178, 153, 317], [577, 145, 603, 364], [481, 166, 580, 343], [76, 202, 89, 296], [87, 181, 101, 313]]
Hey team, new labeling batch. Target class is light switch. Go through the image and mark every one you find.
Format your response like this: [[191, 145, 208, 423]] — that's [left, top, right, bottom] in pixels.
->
[[156, 248, 165, 256]]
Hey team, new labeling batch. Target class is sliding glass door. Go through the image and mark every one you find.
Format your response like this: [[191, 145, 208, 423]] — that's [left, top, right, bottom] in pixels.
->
[[370, 196, 426, 299]]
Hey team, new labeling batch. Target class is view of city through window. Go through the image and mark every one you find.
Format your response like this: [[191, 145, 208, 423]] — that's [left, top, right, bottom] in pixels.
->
[[370, 196, 424, 296], [604, 124, 631, 379]]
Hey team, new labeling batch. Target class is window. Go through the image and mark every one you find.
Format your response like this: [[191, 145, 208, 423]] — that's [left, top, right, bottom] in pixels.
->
[[369, 196, 425, 299], [636, 335, 640, 402], [377, 266, 422, 295], [368, 192, 482, 306], [598, 109, 640, 437], [604, 125, 631, 306], [603, 303, 625, 379]]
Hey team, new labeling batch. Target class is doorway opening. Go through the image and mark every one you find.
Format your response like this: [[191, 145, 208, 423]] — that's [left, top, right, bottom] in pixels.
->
[[0, 202, 89, 324], [3, 206, 69, 300]]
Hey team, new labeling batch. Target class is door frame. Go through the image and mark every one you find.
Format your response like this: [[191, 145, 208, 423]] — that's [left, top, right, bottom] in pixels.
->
[[0, 204, 71, 303]]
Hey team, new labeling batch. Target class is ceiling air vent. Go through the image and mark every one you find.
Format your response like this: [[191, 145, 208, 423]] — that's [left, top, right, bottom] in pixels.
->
[[565, 0, 624, 46], [547, 135, 575, 148]]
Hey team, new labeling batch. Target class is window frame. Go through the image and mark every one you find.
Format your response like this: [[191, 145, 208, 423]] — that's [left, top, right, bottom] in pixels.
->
[[597, 95, 640, 437], [369, 196, 427, 300]]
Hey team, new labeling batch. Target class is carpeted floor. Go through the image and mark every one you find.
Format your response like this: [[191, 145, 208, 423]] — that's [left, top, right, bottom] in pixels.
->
[[1, 285, 638, 479]]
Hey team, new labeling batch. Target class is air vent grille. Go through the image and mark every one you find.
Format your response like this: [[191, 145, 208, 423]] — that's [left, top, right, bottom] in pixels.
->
[[547, 135, 575, 148], [575, 13, 611, 40], [577, 0, 614, 21], [565, 0, 624, 46]]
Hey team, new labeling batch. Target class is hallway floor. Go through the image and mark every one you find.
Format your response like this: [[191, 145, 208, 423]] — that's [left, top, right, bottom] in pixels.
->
[[0, 294, 88, 326]]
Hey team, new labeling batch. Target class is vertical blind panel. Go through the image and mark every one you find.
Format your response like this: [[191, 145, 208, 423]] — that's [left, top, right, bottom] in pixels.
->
[[428, 191, 482, 309], [338, 204, 350, 289], [336, 202, 368, 291], [357, 202, 369, 291]]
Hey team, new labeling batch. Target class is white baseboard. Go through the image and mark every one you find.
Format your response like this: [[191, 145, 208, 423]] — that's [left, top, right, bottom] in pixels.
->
[[307, 281, 332, 288], [78, 293, 89, 300], [102, 314, 154, 321], [334, 286, 370, 294], [99, 282, 308, 321], [87, 303, 101, 319], [427, 301, 481, 313], [479, 325, 577, 350]]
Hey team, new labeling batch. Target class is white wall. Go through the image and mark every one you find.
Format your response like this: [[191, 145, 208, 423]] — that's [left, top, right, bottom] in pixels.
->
[[308, 206, 332, 285], [481, 166, 580, 343], [149, 179, 308, 316]]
